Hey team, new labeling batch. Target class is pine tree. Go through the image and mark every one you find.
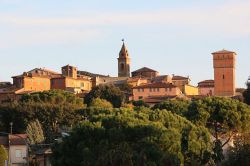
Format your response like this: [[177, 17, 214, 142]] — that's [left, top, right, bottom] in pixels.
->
[[26, 119, 45, 145]]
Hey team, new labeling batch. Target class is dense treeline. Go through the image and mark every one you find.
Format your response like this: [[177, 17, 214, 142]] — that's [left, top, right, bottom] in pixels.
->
[[0, 86, 250, 165], [0, 90, 85, 142], [51, 108, 213, 166]]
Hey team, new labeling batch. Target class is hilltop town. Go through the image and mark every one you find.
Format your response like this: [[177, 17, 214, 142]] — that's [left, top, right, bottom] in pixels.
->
[[0, 41, 240, 105], [0, 42, 249, 166]]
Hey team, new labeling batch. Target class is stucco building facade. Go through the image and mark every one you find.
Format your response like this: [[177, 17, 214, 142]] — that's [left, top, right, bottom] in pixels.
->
[[132, 82, 182, 101]]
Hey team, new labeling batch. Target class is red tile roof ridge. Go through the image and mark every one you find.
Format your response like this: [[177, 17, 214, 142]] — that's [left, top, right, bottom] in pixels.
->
[[212, 49, 236, 54]]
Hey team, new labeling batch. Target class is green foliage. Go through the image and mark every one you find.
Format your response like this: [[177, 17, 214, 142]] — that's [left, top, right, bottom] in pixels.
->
[[0, 145, 8, 166], [132, 100, 150, 108], [20, 89, 83, 105], [90, 98, 113, 109], [186, 97, 250, 134], [118, 83, 133, 94], [243, 88, 250, 105], [84, 85, 125, 108], [26, 119, 45, 145], [0, 90, 85, 143], [186, 97, 250, 163], [153, 99, 190, 116], [51, 108, 213, 166]]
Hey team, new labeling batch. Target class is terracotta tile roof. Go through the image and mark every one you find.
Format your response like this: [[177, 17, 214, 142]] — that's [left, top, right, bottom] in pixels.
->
[[29, 68, 60, 75], [13, 68, 60, 78], [77, 71, 108, 78], [0, 82, 12, 88], [172, 75, 189, 80], [132, 67, 158, 73], [133, 82, 176, 89], [198, 80, 214, 84], [9, 134, 27, 145], [212, 49, 236, 54], [198, 80, 214, 88]]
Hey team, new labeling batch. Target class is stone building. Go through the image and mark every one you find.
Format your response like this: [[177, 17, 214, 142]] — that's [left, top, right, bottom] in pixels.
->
[[0, 65, 92, 103], [212, 50, 236, 96], [198, 80, 214, 96], [132, 82, 182, 101], [51, 65, 92, 94], [172, 75, 190, 92]]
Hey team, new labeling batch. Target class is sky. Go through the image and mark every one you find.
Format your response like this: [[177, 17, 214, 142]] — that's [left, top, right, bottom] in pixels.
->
[[0, 0, 249, 88]]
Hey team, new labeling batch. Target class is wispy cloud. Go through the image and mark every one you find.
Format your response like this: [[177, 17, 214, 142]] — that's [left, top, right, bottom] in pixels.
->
[[0, 28, 102, 48], [0, 1, 249, 48]]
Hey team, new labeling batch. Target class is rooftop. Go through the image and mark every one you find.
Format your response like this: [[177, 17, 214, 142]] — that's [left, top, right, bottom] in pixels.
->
[[212, 49, 236, 54], [172, 75, 189, 80], [78, 70, 108, 78], [9, 134, 28, 145], [132, 67, 158, 73]]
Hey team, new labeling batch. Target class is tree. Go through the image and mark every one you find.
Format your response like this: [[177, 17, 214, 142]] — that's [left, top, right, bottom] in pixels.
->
[[0, 145, 8, 166], [26, 119, 45, 145], [186, 97, 250, 164], [51, 108, 213, 166], [89, 98, 113, 109], [0, 90, 85, 143], [243, 82, 250, 105], [84, 85, 125, 108], [153, 99, 190, 117], [132, 100, 150, 108]]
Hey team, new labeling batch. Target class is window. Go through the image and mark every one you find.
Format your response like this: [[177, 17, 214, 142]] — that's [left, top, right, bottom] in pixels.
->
[[157, 88, 160, 92], [150, 88, 152, 92], [15, 149, 22, 158], [80, 83, 84, 87], [139, 96, 143, 99], [223, 75, 225, 79], [169, 88, 172, 92]]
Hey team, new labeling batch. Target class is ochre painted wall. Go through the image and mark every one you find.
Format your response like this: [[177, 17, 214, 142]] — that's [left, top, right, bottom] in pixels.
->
[[132, 87, 181, 101], [184, 85, 198, 96]]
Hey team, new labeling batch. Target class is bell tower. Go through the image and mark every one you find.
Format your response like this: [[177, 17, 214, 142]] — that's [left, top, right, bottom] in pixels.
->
[[118, 40, 130, 77], [212, 49, 236, 96]]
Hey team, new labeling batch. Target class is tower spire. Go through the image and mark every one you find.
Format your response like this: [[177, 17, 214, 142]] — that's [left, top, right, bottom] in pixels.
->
[[119, 39, 129, 58], [118, 39, 130, 77]]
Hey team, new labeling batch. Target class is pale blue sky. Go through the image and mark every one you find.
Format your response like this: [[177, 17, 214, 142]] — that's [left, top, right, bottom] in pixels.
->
[[0, 0, 249, 87]]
